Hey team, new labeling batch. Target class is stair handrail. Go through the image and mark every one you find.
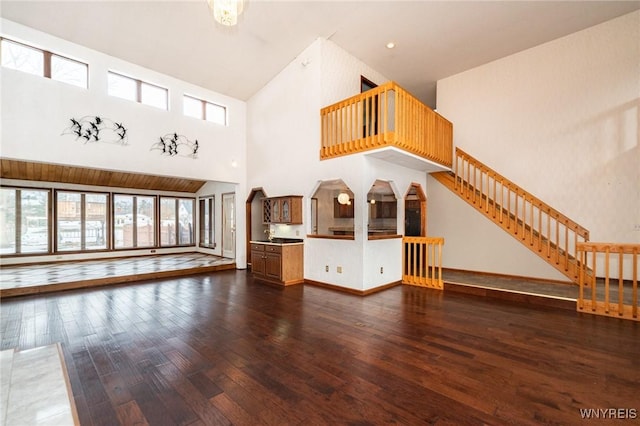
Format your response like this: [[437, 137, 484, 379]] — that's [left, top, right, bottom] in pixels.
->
[[453, 148, 589, 282], [577, 242, 639, 321]]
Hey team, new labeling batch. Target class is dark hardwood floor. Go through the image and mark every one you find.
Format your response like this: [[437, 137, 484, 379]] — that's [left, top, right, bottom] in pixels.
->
[[1, 270, 638, 425]]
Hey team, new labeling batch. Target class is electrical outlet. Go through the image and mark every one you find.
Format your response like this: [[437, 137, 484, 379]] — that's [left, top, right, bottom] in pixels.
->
[[380, 267, 383, 274], [325, 265, 329, 272], [337, 266, 343, 273], [296, 230, 300, 236], [634, 224, 640, 232]]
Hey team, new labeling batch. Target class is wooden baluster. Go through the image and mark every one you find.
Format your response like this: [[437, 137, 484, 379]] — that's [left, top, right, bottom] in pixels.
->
[[553, 213, 560, 265], [604, 247, 610, 314], [633, 247, 638, 319], [618, 249, 624, 317], [538, 204, 543, 252], [529, 198, 534, 245], [564, 221, 569, 271], [492, 173, 497, 218], [590, 246, 597, 311], [578, 247, 585, 310], [466, 159, 471, 200], [416, 240, 421, 285], [499, 180, 504, 224], [573, 231, 579, 280], [513, 187, 518, 235], [506, 185, 511, 229], [546, 209, 551, 258]]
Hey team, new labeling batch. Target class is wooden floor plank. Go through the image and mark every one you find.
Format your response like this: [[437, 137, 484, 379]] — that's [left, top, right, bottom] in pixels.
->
[[1, 270, 639, 425]]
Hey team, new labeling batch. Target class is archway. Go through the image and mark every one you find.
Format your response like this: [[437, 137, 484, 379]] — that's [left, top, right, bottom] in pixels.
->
[[404, 183, 426, 237], [245, 187, 268, 267]]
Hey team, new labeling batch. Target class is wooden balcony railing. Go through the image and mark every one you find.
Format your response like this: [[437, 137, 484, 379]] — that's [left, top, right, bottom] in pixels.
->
[[402, 237, 444, 289], [577, 243, 639, 321], [320, 82, 453, 168], [449, 148, 590, 283]]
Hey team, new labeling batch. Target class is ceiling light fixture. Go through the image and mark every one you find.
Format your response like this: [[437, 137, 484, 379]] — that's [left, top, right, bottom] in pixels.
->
[[207, 0, 244, 26], [386, 42, 395, 49], [337, 192, 350, 205]]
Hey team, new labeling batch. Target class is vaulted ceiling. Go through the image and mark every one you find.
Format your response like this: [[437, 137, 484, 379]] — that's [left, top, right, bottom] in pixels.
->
[[1, 1, 638, 108]]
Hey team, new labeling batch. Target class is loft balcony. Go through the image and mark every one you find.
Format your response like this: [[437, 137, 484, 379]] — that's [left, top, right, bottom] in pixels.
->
[[320, 81, 453, 171]]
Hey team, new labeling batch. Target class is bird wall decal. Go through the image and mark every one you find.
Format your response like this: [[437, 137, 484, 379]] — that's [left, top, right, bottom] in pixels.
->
[[61, 115, 128, 145], [150, 132, 200, 159]]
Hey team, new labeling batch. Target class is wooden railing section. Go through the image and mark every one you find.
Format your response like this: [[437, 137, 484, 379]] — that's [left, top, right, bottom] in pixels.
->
[[402, 237, 444, 289], [431, 148, 590, 284], [577, 243, 639, 321], [320, 82, 453, 168]]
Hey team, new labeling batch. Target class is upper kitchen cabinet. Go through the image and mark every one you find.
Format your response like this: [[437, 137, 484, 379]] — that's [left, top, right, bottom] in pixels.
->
[[262, 196, 303, 224]]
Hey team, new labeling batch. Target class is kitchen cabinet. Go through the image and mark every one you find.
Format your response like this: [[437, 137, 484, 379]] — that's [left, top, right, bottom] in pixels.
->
[[333, 198, 354, 218], [262, 196, 303, 224], [250, 242, 304, 285], [371, 201, 397, 219]]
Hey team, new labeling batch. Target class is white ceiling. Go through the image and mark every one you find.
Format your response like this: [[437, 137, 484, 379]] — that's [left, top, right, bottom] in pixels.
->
[[1, 0, 638, 107]]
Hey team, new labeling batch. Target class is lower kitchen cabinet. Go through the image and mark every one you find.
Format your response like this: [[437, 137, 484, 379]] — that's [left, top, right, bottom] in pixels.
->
[[250, 242, 304, 285]]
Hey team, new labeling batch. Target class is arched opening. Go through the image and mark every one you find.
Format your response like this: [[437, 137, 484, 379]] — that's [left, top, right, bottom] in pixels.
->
[[404, 183, 426, 237], [309, 179, 354, 239], [245, 187, 268, 267], [367, 179, 399, 239]]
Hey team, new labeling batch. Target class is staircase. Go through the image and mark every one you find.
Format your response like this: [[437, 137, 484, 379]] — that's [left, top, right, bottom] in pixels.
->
[[431, 148, 590, 285]]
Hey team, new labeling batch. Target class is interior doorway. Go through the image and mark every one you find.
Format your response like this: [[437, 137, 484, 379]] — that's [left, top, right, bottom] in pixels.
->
[[222, 192, 235, 258], [245, 188, 268, 267], [404, 183, 426, 236]]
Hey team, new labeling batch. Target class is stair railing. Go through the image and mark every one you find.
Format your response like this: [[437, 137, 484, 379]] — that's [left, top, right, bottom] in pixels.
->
[[320, 81, 453, 167], [453, 148, 589, 282], [577, 243, 639, 321], [402, 237, 444, 289]]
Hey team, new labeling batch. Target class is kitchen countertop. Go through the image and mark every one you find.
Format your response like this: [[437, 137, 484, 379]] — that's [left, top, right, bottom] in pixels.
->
[[250, 238, 304, 246]]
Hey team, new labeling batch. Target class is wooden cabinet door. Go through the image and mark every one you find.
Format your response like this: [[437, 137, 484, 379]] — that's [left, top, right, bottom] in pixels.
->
[[265, 252, 282, 280], [251, 249, 266, 276], [272, 199, 281, 223], [281, 198, 290, 222], [262, 199, 272, 224]]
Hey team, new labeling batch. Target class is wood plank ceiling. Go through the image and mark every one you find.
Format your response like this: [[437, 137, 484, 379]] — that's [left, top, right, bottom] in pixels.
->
[[0, 158, 206, 193]]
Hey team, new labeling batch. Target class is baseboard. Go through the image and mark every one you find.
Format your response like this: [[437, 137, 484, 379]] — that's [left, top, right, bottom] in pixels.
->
[[444, 281, 576, 311], [443, 267, 573, 286], [304, 279, 401, 296]]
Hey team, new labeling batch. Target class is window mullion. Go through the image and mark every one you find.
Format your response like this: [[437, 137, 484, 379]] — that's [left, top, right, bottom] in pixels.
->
[[136, 80, 143, 103], [43, 50, 52, 78], [80, 193, 86, 251], [132, 196, 138, 248], [15, 189, 22, 254], [175, 199, 180, 245], [209, 198, 214, 247]]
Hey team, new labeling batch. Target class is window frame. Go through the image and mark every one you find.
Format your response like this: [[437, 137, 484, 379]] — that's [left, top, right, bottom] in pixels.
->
[[199, 195, 215, 249], [183, 94, 227, 125], [54, 189, 110, 253], [0, 37, 88, 88], [0, 186, 52, 256], [112, 194, 157, 250], [107, 70, 169, 110], [159, 196, 196, 248]]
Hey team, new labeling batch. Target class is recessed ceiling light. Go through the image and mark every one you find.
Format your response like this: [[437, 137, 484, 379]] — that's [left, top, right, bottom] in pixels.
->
[[386, 42, 395, 49]]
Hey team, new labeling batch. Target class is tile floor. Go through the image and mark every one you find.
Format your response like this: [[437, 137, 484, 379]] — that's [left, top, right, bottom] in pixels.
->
[[1, 344, 77, 426], [0, 253, 235, 293]]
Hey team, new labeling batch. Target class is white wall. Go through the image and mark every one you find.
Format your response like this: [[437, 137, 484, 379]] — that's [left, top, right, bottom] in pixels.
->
[[197, 181, 239, 259], [1, 19, 246, 184], [247, 38, 401, 291], [433, 11, 639, 279], [1, 19, 248, 266]]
